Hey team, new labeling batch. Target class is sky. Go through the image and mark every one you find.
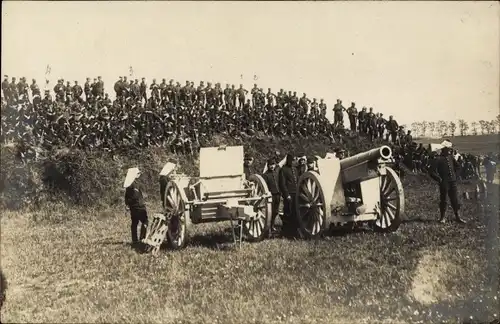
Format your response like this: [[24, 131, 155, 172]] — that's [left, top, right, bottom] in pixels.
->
[[1, 1, 499, 126]]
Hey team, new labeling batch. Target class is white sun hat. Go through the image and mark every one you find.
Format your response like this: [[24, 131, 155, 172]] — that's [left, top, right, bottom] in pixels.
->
[[123, 167, 141, 188]]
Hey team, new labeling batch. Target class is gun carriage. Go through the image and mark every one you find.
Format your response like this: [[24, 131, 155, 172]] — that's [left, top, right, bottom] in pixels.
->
[[143, 145, 272, 253], [296, 145, 405, 238]]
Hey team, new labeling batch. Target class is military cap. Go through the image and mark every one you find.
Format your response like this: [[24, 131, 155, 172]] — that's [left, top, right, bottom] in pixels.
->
[[307, 156, 317, 163], [3, 75, 7, 78], [244, 153, 253, 161], [267, 157, 276, 165], [334, 147, 345, 153]]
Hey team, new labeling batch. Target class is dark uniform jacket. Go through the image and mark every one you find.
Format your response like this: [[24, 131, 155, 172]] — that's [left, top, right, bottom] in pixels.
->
[[279, 164, 298, 198], [262, 169, 280, 195], [244, 165, 255, 180], [125, 185, 146, 210], [430, 155, 459, 183]]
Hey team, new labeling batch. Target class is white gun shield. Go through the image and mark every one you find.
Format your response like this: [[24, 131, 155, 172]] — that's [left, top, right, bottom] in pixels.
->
[[160, 162, 176, 177]]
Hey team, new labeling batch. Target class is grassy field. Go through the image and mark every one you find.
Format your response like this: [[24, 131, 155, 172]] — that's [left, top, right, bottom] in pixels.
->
[[417, 134, 499, 156], [1, 174, 499, 324]]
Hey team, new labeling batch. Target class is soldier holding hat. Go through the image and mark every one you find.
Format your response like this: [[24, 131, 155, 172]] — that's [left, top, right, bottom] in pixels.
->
[[429, 141, 466, 224], [124, 167, 149, 244], [262, 157, 281, 234]]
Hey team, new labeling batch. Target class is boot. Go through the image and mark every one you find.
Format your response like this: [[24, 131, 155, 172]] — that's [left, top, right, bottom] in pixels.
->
[[454, 211, 466, 224]]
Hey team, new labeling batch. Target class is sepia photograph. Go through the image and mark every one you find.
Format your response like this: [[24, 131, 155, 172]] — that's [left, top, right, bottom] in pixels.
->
[[1, 1, 499, 323]]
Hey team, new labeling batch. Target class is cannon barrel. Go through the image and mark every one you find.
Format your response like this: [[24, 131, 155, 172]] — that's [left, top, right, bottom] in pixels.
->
[[340, 145, 392, 170]]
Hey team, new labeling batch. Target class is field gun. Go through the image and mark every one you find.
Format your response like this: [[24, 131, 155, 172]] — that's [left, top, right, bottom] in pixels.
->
[[295, 145, 405, 238], [142, 145, 272, 253]]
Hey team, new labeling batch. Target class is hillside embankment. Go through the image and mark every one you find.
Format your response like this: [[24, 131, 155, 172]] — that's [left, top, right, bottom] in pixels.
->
[[0, 132, 377, 211]]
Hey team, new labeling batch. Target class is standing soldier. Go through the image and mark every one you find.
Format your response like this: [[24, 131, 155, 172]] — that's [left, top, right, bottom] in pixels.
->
[[429, 142, 466, 224], [243, 153, 255, 180], [237, 84, 248, 110], [385, 115, 399, 143], [358, 107, 367, 133], [140, 78, 148, 103], [97, 76, 104, 97], [333, 99, 345, 128], [262, 157, 281, 234], [319, 99, 327, 117], [279, 153, 298, 237], [84, 77, 92, 101], [150, 79, 160, 99], [124, 167, 149, 244], [30, 79, 41, 98], [2, 75, 10, 102], [376, 113, 386, 139], [9, 77, 18, 102], [114, 76, 123, 98], [73, 81, 83, 101]]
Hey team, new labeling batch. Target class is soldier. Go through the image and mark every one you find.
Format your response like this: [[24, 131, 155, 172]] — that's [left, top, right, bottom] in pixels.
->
[[97, 76, 104, 97], [30, 79, 41, 98], [334, 148, 346, 160], [114, 77, 123, 98], [483, 153, 497, 184], [140, 78, 148, 102], [124, 167, 149, 244], [306, 156, 318, 172], [376, 113, 386, 139], [237, 84, 248, 109], [9, 77, 18, 102], [279, 153, 298, 237], [2, 75, 10, 102], [73, 81, 83, 101], [333, 99, 345, 128], [296, 154, 307, 177], [243, 153, 255, 180], [262, 157, 281, 234], [84, 77, 92, 101], [385, 115, 399, 143], [319, 99, 327, 117], [429, 142, 466, 224]]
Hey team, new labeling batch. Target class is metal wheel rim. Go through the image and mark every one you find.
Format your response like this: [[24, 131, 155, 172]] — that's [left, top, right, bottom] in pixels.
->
[[243, 178, 268, 238], [375, 170, 401, 229], [298, 174, 325, 235]]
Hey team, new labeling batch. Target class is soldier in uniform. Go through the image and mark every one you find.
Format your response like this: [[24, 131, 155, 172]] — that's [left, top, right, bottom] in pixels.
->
[[124, 168, 149, 244], [140, 78, 148, 103], [243, 153, 255, 180], [429, 142, 466, 224], [0, 267, 6, 312], [30, 79, 41, 98], [279, 153, 298, 237], [385, 115, 399, 143], [262, 157, 281, 234], [333, 99, 345, 128]]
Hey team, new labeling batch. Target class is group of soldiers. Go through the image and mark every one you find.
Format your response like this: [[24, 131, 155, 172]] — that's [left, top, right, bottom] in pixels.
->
[[1, 75, 410, 161]]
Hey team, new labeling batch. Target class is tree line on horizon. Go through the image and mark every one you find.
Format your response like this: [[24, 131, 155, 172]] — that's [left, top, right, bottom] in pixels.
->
[[410, 115, 500, 138]]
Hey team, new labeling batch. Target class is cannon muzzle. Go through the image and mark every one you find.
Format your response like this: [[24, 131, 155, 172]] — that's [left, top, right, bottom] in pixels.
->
[[340, 145, 392, 170]]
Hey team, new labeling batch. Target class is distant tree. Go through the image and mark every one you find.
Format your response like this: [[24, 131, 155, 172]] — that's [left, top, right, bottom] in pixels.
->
[[496, 115, 500, 133], [458, 119, 467, 136], [411, 122, 419, 136], [448, 121, 456, 137], [478, 120, 487, 135], [428, 122, 436, 137], [488, 121, 496, 134], [471, 121, 478, 135], [421, 121, 428, 137], [437, 120, 447, 137]]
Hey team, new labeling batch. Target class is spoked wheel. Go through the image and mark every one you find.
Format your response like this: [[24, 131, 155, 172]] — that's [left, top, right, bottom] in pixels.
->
[[242, 174, 272, 242], [164, 181, 191, 250], [296, 171, 331, 239], [372, 167, 405, 232]]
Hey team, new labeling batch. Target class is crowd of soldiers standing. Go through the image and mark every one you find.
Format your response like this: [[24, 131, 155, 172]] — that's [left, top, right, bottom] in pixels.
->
[[1, 74, 410, 159]]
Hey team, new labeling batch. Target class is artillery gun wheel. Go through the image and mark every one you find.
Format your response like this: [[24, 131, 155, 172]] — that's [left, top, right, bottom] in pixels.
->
[[164, 181, 191, 250], [296, 171, 331, 239], [243, 174, 272, 242], [371, 167, 404, 233]]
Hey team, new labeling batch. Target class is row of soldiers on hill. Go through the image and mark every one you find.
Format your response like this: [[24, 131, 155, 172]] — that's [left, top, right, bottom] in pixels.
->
[[1, 75, 410, 160]]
